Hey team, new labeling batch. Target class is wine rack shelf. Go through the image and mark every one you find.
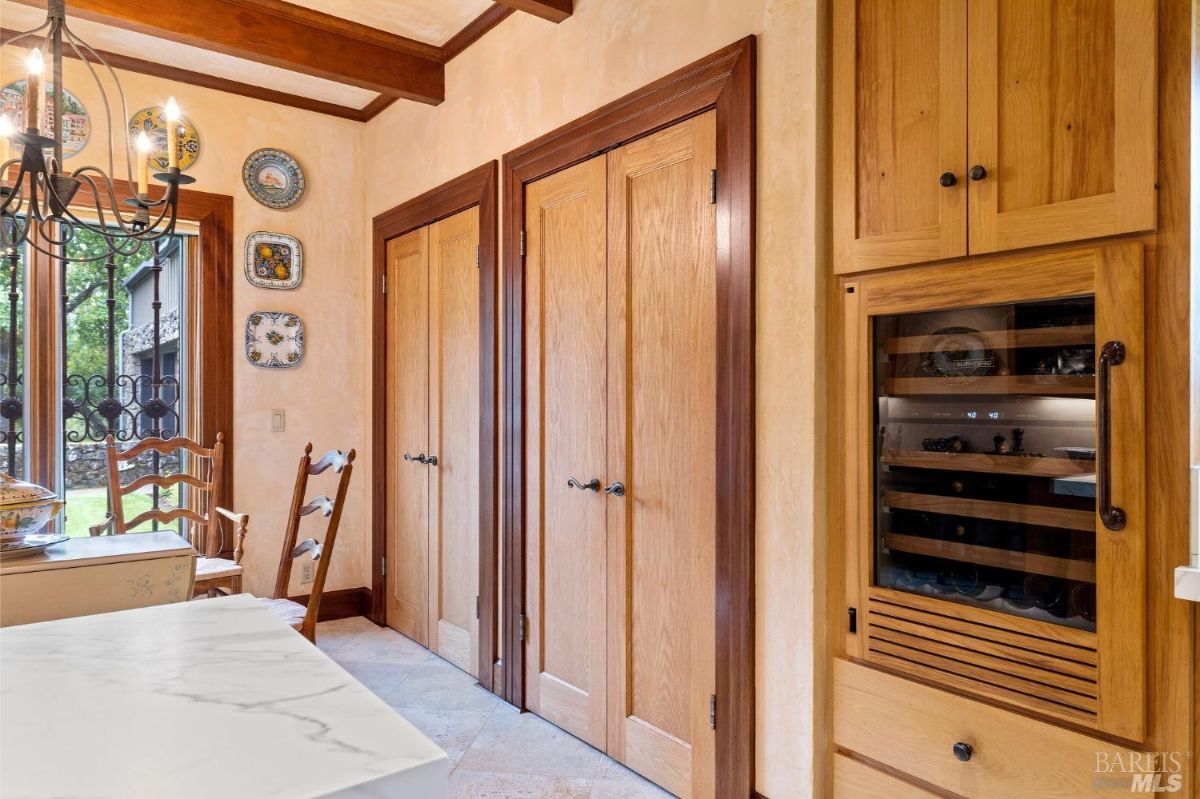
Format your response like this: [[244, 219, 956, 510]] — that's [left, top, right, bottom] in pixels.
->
[[884, 533, 1096, 583], [882, 324, 1096, 355], [883, 375, 1095, 397], [883, 491, 1095, 531], [881, 450, 1093, 478]]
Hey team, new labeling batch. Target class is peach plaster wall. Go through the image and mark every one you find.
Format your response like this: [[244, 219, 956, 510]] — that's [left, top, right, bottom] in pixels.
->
[[0, 53, 372, 599], [361, 1, 828, 796]]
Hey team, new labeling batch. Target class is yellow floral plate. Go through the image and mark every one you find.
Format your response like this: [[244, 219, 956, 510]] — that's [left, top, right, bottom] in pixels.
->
[[128, 106, 201, 172], [244, 232, 302, 290]]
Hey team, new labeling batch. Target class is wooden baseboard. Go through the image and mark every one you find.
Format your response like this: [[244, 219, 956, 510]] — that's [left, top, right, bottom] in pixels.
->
[[288, 587, 372, 622]]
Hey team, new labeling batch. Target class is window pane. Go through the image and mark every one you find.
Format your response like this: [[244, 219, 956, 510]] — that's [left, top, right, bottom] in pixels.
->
[[0, 240, 25, 480]]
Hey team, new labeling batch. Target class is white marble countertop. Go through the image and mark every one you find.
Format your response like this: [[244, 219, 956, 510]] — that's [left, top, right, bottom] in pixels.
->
[[0, 594, 448, 798]]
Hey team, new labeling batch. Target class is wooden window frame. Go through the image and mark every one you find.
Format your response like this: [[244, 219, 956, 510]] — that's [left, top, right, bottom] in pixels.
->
[[368, 162, 500, 692], [501, 38, 756, 797], [24, 180, 234, 541]]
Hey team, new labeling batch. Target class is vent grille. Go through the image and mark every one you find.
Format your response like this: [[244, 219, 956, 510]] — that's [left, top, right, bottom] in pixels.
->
[[866, 597, 1099, 726]]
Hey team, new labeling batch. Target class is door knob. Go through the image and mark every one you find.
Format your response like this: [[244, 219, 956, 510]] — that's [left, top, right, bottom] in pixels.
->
[[425, 454, 438, 467], [968, 164, 988, 181], [403, 452, 426, 463], [952, 741, 974, 762], [938, 171, 957, 188], [567, 477, 600, 492], [604, 481, 625, 497]]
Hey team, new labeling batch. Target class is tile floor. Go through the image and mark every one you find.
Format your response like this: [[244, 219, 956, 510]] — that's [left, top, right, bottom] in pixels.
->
[[316, 616, 674, 799]]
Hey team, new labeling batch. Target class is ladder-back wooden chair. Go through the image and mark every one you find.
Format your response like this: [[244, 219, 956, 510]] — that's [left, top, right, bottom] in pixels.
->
[[258, 443, 355, 643], [90, 433, 249, 597]]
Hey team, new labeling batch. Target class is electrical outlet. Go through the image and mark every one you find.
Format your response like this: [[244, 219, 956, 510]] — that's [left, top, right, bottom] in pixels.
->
[[300, 560, 314, 585], [270, 409, 285, 432]]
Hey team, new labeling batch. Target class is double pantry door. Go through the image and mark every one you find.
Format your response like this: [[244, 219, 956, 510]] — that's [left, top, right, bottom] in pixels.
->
[[523, 111, 718, 799], [385, 206, 481, 678]]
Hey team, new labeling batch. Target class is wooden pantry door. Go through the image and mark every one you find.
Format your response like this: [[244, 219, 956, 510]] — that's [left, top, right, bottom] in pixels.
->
[[386, 227, 431, 646], [605, 111, 717, 799], [523, 155, 610, 749], [427, 207, 482, 677]]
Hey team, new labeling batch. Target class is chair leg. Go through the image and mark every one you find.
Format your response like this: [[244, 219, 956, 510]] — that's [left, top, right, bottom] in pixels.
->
[[230, 574, 242, 595]]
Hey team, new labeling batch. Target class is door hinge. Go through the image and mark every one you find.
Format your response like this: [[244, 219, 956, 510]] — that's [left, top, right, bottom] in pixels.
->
[[381, 556, 386, 577], [518, 612, 527, 641], [709, 694, 717, 729], [475, 594, 480, 619], [476, 244, 480, 268], [519, 229, 526, 257], [381, 273, 388, 294], [848, 606, 857, 634], [709, 169, 717, 204]]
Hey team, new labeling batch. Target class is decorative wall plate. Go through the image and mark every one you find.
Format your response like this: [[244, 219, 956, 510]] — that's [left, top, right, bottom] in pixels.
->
[[1, 80, 90, 158], [128, 106, 201, 171], [242, 148, 305, 209], [244, 232, 302, 290], [245, 311, 304, 368]]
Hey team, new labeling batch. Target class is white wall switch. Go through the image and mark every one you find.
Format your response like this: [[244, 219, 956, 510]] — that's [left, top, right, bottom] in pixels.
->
[[270, 409, 285, 432]]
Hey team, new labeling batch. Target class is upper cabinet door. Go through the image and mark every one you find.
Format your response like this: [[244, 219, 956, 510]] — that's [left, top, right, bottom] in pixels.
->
[[967, 0, 1156, 254], [833, 0, 967, 275]]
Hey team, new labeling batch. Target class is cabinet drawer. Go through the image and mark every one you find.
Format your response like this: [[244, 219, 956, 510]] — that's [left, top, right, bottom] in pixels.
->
[[833, 753, 940, 798], [833, 659, 1155, 797]]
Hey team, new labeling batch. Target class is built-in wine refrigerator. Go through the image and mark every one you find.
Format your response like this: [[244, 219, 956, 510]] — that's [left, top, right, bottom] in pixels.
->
[[841, 242, 1146, 740]]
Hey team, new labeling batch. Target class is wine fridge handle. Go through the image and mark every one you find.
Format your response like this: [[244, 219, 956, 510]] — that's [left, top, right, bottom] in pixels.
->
[[1098, 340, 1127, 531]]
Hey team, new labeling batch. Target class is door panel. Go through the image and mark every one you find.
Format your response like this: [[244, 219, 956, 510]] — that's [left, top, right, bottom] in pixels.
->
[[832, 0, 967, 273], [606, 111, 717, 799], [429, 207, 482, 676], [523, 156, 609, 748], [967, 0, 1155, 253], [386, 228, 431, 645]]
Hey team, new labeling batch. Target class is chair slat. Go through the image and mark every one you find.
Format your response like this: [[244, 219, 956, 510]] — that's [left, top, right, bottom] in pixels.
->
[[307, 449, 350, 475], [121, 473, 210, 495], [298, 496, 334, 517], [125, 507, 207, 530], [115, 436, 220, 461]]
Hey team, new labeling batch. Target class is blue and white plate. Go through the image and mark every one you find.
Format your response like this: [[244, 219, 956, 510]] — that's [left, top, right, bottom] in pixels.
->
[[242, 148, 305, 209], [245, 311, 304, 368]]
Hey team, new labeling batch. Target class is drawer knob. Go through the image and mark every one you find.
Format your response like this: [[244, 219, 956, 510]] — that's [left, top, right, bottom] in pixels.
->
[[953, 741, 974, 762], [939, 171, 957, 188], [968, 164, 988, 181]]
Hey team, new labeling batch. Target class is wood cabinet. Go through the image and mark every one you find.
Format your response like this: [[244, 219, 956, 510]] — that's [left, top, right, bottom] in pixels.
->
[[385, 206, 482, 678], [833, 0, 1156, 274], [841, 242, 1146, 740], [523, 112, 718, 799]]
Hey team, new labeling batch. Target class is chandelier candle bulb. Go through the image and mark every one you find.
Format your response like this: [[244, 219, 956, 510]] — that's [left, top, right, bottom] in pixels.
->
[[25, 49, 43, 134], [164, 97, 180, 169], [136, 131, 151, 196]]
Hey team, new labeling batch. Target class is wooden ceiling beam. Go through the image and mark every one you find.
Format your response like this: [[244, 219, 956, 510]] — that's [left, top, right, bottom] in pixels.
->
[[9, 0, 445, 104], [495, 0, 572, 23]]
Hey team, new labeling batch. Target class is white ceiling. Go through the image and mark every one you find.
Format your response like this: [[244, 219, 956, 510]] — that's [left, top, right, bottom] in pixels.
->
[[287, 0, 494, 45], [0, 1, 378, 108]]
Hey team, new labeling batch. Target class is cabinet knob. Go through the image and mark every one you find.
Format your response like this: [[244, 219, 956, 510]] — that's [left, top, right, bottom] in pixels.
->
[[939, 171, 957, 188], [604, 481, 625, 497], [952, 741, 974, 762], [567, 476, 601, 492], [968, 164, 988, 181]]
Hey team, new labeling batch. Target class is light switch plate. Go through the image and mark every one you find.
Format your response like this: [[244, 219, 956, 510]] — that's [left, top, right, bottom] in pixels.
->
[[270, 409, 285, 432], [300, 560, 314, 585]]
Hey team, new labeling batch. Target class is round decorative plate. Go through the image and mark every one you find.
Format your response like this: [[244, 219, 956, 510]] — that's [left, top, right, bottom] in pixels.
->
[[0, 533, 69, 561], [1, 80, 90, 158], [128, 106, 201, 171], [242, 148, 305, 209]]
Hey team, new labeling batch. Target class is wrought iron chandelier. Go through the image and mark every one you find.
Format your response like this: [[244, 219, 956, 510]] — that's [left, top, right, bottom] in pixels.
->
[[0, 0, 193, 263]]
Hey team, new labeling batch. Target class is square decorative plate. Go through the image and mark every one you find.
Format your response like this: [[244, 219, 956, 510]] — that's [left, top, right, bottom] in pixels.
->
[[245, 311, 304, 368], [245, 232, 302, 289]]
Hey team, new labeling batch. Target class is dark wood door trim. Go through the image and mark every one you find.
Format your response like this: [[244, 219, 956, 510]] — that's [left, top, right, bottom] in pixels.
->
[[369, 162, 500, 693], [502, 37, 756, 797]]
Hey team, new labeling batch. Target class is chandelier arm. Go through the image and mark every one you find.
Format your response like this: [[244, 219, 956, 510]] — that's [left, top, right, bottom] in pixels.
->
[[0, 21, 53, 48], [0, 161, 27, 215], [61, 169, 173, 238], [62, 24, 129, 182]]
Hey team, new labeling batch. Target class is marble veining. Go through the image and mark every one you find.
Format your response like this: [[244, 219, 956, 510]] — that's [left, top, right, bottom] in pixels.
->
[[0, 595, 447, 798]]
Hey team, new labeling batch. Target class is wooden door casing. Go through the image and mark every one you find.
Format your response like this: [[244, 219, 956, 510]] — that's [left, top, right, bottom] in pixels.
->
[[386, 228, 431, 645], [523, 156, 610, 748], [966, 0, 1156, 253], [832, 0, 968, 274], [605, 111, 718, 799], [428, 207, 482, 676]]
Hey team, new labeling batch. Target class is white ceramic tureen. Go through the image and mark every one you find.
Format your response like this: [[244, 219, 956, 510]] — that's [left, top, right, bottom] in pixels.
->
[[0, 473, 64, 543]]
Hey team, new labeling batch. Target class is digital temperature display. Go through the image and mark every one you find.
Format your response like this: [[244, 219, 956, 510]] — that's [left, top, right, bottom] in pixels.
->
[[964, 410, 1003, 421]]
